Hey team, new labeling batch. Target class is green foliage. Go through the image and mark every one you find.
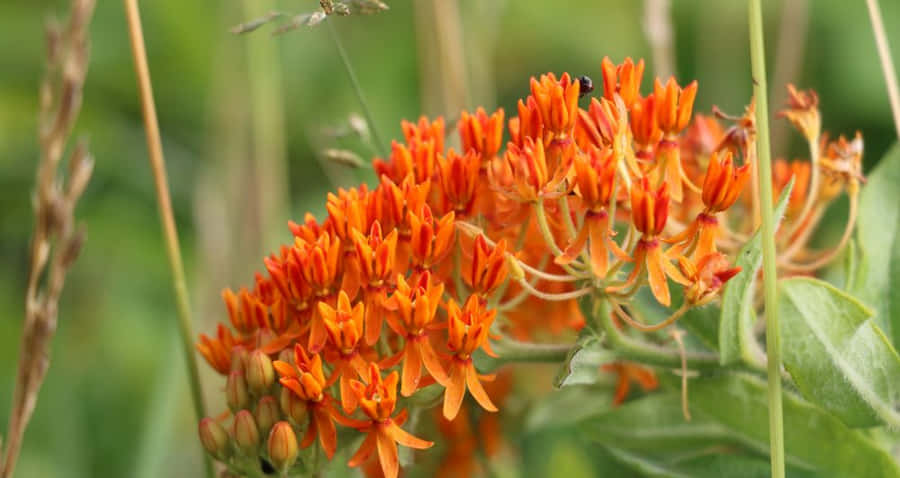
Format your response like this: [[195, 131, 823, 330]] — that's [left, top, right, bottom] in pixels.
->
[[554, 331, 617, 388], [719, 178, 793, 366], [780, 277, 900, 428], [854, 144, 900, 348], [580, 373, 900, 477]]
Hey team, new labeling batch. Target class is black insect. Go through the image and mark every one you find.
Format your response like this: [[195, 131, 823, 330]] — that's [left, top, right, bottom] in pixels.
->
[[577, 75, 594, 98]]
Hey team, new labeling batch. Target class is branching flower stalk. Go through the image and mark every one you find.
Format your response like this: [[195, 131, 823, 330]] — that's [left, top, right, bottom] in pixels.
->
[[1, 1, 95, 476]]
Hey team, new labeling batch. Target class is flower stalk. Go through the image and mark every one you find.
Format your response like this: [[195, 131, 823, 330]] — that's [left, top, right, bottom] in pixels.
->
[[866, 0, 900, 139], [747, 1, 786, 477], [123, 1, 213, 476]]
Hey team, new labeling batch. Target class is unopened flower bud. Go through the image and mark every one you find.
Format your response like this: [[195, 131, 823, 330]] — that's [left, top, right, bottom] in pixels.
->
[[232, 410, 260, 455], [246, 350, 275, 394], [230, 348, 249, 374], [198, 417, 231, 460], [255, 395, 280, 436], [280, 387, 309, 425], [267, 421, 299, 472], [226, 371, 249, 412]]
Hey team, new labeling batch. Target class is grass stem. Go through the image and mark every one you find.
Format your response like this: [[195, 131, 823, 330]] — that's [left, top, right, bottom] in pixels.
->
[[327, 20, 388, 157], [747, 1, 785, 477], [866, 0, 900, 139], [123, 1, 214, 476]]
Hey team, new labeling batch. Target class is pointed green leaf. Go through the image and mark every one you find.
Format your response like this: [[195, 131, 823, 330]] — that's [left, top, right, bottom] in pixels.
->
[[854, 143, 900, 347], [719, 177, 794, 365], [690, 373, 900, 477], [603, 447, 817, 478], [581, 373, 900, 476], [780, 277, 900, 427], [554, 330, 617, 388]]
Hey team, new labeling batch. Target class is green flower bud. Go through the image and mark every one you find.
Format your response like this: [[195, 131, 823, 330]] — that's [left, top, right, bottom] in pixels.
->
[[232, 410, 260, 455], [226, 371, 249, 412], [198, 417, 231, 460], [267, 421, 299, 472], [246, 350, 275, 394]]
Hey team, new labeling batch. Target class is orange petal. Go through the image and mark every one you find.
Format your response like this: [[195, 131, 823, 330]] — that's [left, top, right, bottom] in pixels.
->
[[376, 428, 400, 478], [348, 432, 377, 467], [587, 218, 609, 277], [273, 360, 298, 379], [556, 224, 590, 265], [365, 301, 383, 346], [401, 342, 423, 397], [442, 363, 467, 420], [465, 362, 498, 412], [645, 245, 671, 306], [418, 340, 449, 386], [316, 407, 338, 459], [301, 414, 318, 448], [386, 422, 434, 450], [612, 371, 631, 406], [340, 374, 359, 414], [308, 316, 328, 354]]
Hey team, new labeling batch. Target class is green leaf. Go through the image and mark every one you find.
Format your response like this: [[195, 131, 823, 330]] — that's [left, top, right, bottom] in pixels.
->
[[526, 385, 616, 433], [603, 447, 816, 478], [580, 392, 738, 453], [581, 373, 900, 477], [690, 373, 900, 478], [719, 177, 794, 365], [779, 277, 900, 427], [554, 330, 617, 388], [679, 304, 720, 352], [854, 143, 900, 347]]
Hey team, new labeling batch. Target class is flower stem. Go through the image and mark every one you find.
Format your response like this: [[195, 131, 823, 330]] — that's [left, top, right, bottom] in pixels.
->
[[866, 0, 900, 139], [123, 1, 213, 477], [327, 19, 388, 157], [594, 296, 720, 370], [747, 2, 785, 477]]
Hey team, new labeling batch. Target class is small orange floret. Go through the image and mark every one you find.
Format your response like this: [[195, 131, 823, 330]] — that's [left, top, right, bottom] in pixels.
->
[[654, 77, 698, 136], [601, 56, 645, 110], [459, 107, 505, 160], [196, 323, 238, 375], [443, 296, 498, 420], [437, 148, 481, 216], [631, 177, 670, 237], [701, 151, 751, 213], [466, 235, 509, 298], [347, 363, 434, 478], [529, 72, 580, 139]]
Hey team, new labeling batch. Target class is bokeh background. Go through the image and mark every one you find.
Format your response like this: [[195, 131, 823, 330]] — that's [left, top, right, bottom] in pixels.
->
[[1, 0, 899, 476]]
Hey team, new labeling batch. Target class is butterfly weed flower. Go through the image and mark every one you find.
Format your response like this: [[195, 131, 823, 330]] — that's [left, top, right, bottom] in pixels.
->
[[195, 57, 864, 477]]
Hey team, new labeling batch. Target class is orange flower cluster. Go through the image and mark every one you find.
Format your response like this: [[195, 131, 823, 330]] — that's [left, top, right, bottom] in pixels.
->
[[195, 57, 774, 478]]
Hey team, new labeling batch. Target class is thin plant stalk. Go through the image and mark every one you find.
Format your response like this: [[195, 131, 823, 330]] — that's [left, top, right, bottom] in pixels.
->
[[1, 2, 95, 475], [241, 0, 289, 254], [122, 1, 214, 477], [866, 0, 900, 139], [327, 20, 388, 157], [643, 0, 675, 78], [747, 1, 785, 477]]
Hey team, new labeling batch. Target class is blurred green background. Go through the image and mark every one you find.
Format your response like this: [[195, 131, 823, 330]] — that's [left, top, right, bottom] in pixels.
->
[[1, 0, 898, 476]]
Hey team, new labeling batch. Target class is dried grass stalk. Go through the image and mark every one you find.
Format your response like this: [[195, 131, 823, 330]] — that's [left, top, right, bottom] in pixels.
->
[[0, 1, 95, 476]]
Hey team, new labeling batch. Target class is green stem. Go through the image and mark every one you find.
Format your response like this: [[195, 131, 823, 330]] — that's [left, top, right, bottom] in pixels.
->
[[747, 2, 785, 477], [123, 1, 214, 477], [490, 339, 572, 364], [866, 0, 900, 139], [594, 297, 720, 370], [327, 20, 388, 158]]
